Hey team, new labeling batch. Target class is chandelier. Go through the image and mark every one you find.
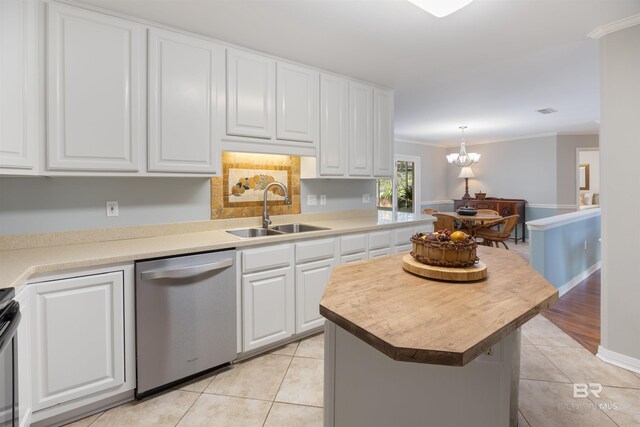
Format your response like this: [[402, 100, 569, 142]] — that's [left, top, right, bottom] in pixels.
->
[[446, 126, 480, 167]]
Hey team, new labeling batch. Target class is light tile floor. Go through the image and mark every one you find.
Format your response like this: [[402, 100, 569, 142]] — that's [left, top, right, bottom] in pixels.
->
[[67, 311, 640, 427]]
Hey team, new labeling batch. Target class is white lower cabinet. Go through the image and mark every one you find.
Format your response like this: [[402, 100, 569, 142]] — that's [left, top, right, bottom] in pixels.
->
[[30, 271, 126, 411], [296, 258, 335, 333], [242, 266, 295, 352], [15, 287, 32, 427]]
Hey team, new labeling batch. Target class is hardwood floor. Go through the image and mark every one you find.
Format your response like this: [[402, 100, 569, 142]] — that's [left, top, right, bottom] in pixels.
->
[[542, 270, 601, 354]]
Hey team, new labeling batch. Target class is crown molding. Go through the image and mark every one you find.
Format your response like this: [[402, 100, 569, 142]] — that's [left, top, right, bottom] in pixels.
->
[[394, 138, 445, 148], [454, 132, 558, 148], [588, 13, 640, 39]]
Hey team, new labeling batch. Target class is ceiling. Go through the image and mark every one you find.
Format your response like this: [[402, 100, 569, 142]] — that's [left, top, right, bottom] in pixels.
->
[[76, 0, 640, 145]]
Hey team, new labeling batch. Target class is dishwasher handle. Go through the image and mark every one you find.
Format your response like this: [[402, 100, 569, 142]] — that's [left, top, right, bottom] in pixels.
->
[[140, 258, 233, 281]]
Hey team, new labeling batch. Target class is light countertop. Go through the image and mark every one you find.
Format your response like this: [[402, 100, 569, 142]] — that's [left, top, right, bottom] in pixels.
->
[[0, 210, 434, 290]]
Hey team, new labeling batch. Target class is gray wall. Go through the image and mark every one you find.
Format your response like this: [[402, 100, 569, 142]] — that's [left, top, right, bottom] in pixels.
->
[[0, 177, 212, 234], [599, 24, 640, 361], [445, 135, 559, 204], [300, 179, 376, 212], [556, 134, 599, 205], [0, 175, 378, 235]]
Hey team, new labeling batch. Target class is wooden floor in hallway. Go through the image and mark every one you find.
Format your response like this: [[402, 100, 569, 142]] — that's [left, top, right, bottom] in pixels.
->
[[542, 270, 601, 354]]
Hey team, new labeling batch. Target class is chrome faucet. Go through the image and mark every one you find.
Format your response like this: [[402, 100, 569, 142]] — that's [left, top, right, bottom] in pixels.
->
[[262, 181, 291, 229]]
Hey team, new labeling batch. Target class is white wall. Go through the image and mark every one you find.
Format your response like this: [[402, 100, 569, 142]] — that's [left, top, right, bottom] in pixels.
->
[[300, 179, 376, 212], [394, 140, 449, 205], [0, 177, 212, 235], [598, 23, 640, 363], [579, 150, 600, 194]]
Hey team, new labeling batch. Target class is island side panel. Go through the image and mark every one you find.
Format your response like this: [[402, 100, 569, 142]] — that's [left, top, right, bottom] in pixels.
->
[[324, 321, 520, 427]]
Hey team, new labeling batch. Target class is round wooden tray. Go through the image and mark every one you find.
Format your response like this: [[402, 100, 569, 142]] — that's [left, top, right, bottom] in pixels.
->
[[402, 254, 487, 282]]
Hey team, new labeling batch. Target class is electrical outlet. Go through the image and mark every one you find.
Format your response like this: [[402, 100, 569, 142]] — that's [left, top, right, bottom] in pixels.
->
[[106, 201, 119, 217], [320, 195, 327, 205], [584, 240, 588, 251], [308, 195, 317, 206], [362, 194, 371, 204]]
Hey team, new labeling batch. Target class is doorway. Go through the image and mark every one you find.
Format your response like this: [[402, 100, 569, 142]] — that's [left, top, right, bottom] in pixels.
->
[[576, 147, 600, 210], [376, 155, 421, 215]]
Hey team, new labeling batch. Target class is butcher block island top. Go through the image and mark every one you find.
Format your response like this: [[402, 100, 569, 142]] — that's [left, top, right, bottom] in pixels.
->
[[319, 246, 558, 367]]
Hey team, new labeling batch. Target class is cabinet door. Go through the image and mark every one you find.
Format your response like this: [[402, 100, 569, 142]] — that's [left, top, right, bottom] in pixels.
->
[[276, 62, 318, 143], [227, 48, 274, 139], [296, 258, 335, 333], [148, 29, 224, 173], [242, 266, 294, 352], [373, 88, 394, 177], [15, 288, 32, 426], [31, 272, 125, 411], [349, 81, 373, 176], [0, 0, 37, 172], [47, 3, 145, 171], [319, 74, 348, 176]]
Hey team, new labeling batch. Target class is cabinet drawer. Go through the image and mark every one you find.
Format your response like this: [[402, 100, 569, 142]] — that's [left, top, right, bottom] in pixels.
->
[[340, 234, 367, 255], [296, 238, 337, 264], [474, 201, 497, 210], [242, 244, 292, 274], [368, 230, 391, 250], [393, 227, 414, 246], [369, 247, 392, 259], [341, 252, 368, 264], [394, 244, 412, 253]]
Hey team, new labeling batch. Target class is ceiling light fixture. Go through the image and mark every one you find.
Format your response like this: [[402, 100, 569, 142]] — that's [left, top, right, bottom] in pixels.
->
[[446, 126, 480, 167], [407, 0, 474, 17]]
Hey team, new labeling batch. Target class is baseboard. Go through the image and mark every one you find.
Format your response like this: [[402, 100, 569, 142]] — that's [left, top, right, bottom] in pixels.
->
[[557, 261, 601, 297], [597, 346, 640, 374]]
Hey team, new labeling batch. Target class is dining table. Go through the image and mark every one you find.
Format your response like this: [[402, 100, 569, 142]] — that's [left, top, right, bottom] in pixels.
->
[[439, 211, 503, 234]]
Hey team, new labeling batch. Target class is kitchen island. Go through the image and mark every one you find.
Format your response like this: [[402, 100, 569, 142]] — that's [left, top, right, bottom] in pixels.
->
[[320, 246, 558, 427]]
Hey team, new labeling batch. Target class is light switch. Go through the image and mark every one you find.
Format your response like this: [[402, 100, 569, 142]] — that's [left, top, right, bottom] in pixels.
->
[[320, 195, 327, 205]]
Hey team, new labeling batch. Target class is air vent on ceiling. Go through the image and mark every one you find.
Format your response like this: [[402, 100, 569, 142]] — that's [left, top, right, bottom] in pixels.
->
[[537, 107, 558, 114]]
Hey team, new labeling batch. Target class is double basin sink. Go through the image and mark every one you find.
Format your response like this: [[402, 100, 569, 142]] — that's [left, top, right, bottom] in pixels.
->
[[226, 223, 329, 238]]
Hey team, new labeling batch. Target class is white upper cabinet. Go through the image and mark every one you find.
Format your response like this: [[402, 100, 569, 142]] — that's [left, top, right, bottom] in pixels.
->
[[148, 28, 224, 174], [319, 74, 348, 176], [276, 62, 318, 143], [348, 81, 373, 177], [226, 48, 275, 139], [47, 3, 145, 171], [0, 0, 38, 173], [373, 88, 394, 177]]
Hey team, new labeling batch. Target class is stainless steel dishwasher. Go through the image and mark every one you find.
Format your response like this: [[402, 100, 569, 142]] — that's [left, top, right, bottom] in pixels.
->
[[135, 249, 236, 399]]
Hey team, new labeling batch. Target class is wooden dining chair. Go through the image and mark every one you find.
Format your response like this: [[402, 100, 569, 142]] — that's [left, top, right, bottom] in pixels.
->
[[422, 208, 438, 215], [473, 215, 520, 249], [433, 213, 459, 231]]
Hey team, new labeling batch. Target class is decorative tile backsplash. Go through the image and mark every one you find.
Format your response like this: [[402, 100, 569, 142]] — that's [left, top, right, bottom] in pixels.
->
[[211, 152, 301, 219]]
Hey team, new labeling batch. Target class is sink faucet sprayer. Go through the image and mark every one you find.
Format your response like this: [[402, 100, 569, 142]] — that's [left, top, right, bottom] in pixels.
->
[[262, 181, 291, 229]]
